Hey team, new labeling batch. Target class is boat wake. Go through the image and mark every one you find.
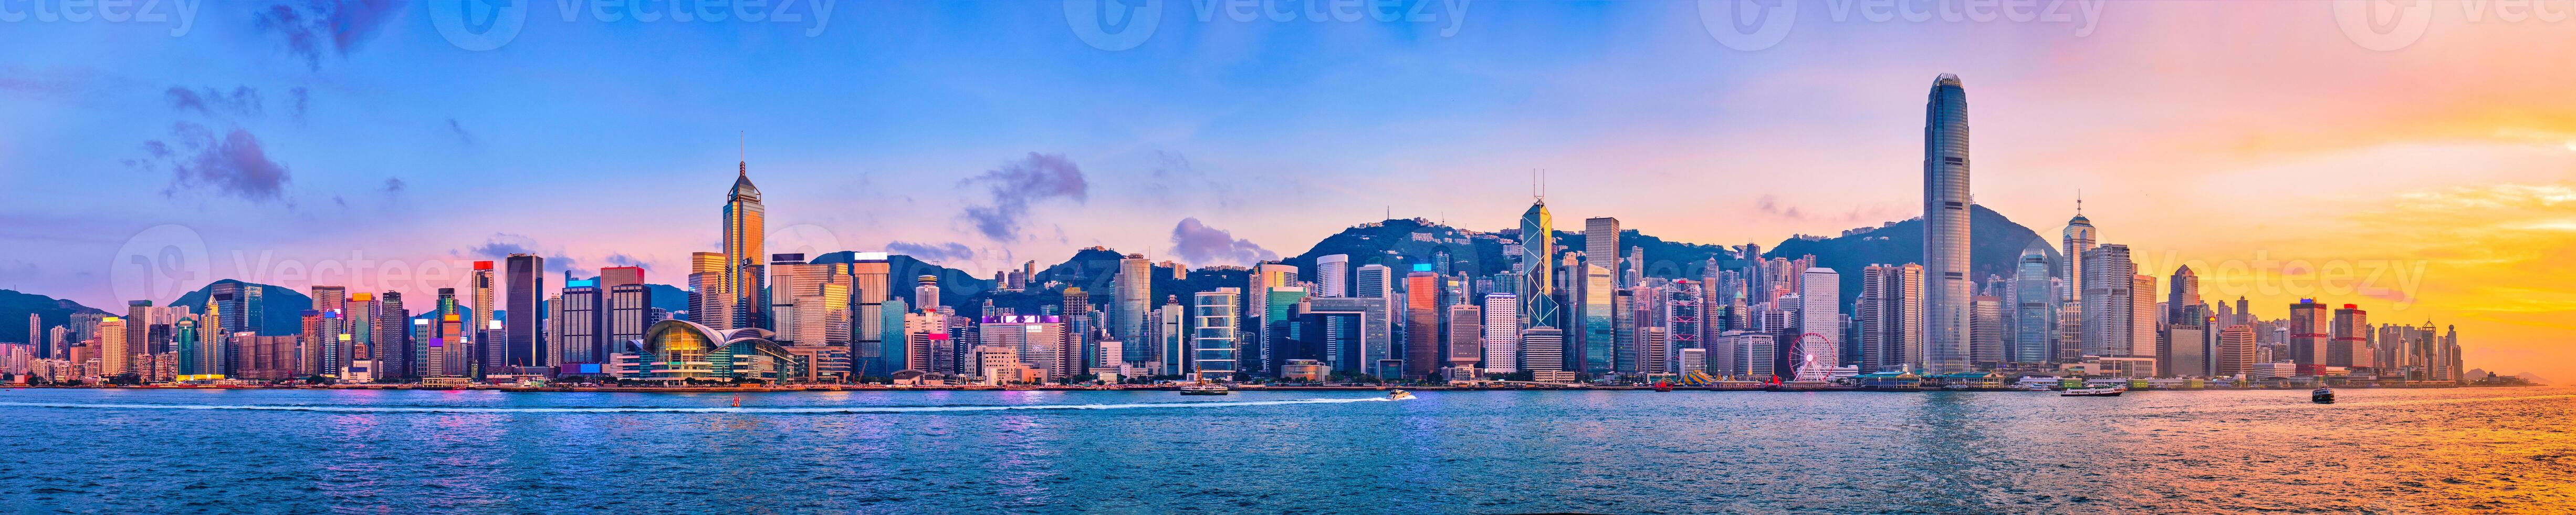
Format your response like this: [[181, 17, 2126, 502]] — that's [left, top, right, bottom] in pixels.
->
[[0, 397, 1394, 415]]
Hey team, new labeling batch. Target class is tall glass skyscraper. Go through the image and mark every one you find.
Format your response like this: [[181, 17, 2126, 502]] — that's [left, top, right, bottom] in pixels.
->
[[724, 160, 766, 331], [1519, 200, 1557, 332], [1922, 73, 1972, 374], [2012, 242, 2056, 365]]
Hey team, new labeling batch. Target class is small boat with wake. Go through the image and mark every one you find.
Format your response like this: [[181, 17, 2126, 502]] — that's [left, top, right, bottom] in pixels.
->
[[2311, 387, 2334, 404], [2061, 386, 2127, 397], [1388, 389, 1415, 400], [1179, 383, 1230, 396]]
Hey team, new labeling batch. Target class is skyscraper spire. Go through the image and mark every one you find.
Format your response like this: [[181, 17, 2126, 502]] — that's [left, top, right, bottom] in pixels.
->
[[738, 131, 747, 177]]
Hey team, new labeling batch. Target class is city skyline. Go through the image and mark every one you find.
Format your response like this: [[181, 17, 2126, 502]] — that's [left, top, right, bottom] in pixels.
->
[[1, 2, 2568, 380]]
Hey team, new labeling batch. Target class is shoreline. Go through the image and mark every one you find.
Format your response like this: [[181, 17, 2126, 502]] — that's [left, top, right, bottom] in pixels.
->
[[4, 384, 2526, 394]]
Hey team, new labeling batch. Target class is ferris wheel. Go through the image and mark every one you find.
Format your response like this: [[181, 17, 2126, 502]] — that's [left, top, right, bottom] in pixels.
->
[[1791, 332, 1835, 381]]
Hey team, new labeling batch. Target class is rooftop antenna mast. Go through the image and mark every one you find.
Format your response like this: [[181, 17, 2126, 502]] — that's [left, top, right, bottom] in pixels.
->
[[738, 131, 747, 177], [2076, 189, 2083, 215]]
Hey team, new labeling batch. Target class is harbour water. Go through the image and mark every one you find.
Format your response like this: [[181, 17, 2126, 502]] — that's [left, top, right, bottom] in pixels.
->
[[3, 386, 2569, 513]]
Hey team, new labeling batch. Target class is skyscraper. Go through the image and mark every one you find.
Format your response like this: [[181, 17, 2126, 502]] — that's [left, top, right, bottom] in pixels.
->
[[1585, 217, 1620, 284], [2059, 202, 2096, 356], [1795, 267, 1840, 379], [1447, 304, 1481, 379], [1577, 261, 1615, 376], [725, 159, 767, 331], [1481, 293, 1520, 374], [687, 252, 732, 329], [1519, 199, 1557, 332], [2012, 242, 2056, 365], [2167, 265, 2201, 324], [1314, 254, 1350, 297], [2081, 244, 2138, 357], [1113, 254, 1151, 362], [2330, 304, 2368, 368], [1859, 263, 1925, 373], [2216, 324, 2257, 379], [1922, 73, 1973, 375], [1193, 288, 1240, 382], [505, 253, 545, 373], [1404, 269, 1440, 380]]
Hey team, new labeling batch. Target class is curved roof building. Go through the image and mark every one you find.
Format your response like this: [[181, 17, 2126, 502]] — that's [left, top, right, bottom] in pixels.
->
[[633, 320, 795, 382]]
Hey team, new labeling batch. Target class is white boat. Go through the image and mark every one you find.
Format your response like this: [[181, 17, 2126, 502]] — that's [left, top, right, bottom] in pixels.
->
[[1179, 384, 1230, 396], [2061, 386, 2127, 397]]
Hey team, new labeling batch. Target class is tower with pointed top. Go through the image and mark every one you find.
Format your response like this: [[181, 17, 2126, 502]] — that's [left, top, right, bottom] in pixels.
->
[[1922, 74, 1972, 374], [725, 157, 768, 331], [1519, 193, 1557, 336]]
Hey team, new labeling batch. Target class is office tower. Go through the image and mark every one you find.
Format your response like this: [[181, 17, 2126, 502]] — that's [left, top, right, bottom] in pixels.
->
[[1445, 303, 1481, 380], [1921, 75, 1974, 375], [556, 276, 601, 365], [2235, 297, 2250, 327], [2081, 244, 2138, 357], [1517, 327, 1565, 381], [2131, 274, 2158, 363], [22, 314, 34, 358], [1520, 199, 1558, 332], [1354, 264, 1392, 299], [1576, 262, 1615, 376], [915, 275, 942, 314], [2059, 200, 2096, 355], [1260, 285, 1306, 375], [1721, 331, 1776, 380], [1858, 264, 1925, 373], [849, 254, 893, 375], [378, 292, 409, 380], [1243, 263, 1297, 376], [687, 252, 732, 329], [308, 286, 347, 374], [467, 261, 496, 372], [596, 266, 644, 289], [1667, 283, 1702, 373], [1794, 267, 1840, 379], [2330, 304, 2368, 368], [2166, 313, 2211, 378], [1113, 254, 1150, 363], [99, 316, 127, 377], [1193, 289, 1241, 382], [1315, 254, 1350, 297], [725, 160, 768, 331], [1482, 293, 1520, 373], [979, 315, 1069, 382], [2216, 325, 2257, 378], [608, 283, 651, 356], [297, 310, 326, 376], [1970, 294, 2006, 368], [345, 292, 374, 377], [1158, 298, 1186, 376], [1585, 217, 1621, 283], [769, 255, 850, 346], [1402, 270, 1440, 380], [502, 253, 544, 373], [882, 297, 911, 374], [2012, 242, 2056, 365], [209, 281, 261, 339], [1307, 295, 1391, 376], [2167, 265, 2201, 324], [1612, 290, 1638, 376]]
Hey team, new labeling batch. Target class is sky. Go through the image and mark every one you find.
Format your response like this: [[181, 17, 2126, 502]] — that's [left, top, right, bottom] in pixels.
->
[[1, 0, 2570, 379]]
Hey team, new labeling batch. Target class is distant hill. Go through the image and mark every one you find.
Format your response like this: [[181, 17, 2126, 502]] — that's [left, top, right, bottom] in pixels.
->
[[171, 280, 312, 336], [1764, 204, 2062, 303], [0, 290, 110, 344]]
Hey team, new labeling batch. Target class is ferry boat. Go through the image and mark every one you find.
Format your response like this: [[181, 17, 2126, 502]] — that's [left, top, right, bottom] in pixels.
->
[[1178, 384, 1231, 396], [1653, 382, 1673, 392], [2311, 387, 2334, 404], [2060, 386, 2127, 397]]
